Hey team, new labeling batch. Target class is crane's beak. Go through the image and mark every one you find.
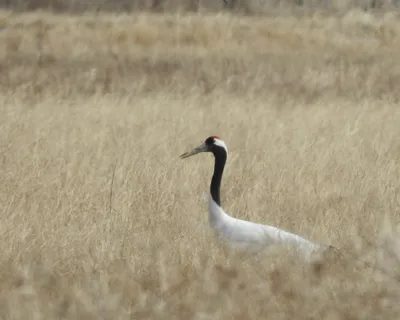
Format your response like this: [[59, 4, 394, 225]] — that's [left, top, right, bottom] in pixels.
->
[[180, 143, 208, 159]]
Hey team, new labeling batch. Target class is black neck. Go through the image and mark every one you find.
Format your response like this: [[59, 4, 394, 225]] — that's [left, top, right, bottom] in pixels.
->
[[210, 147, 227, 206]]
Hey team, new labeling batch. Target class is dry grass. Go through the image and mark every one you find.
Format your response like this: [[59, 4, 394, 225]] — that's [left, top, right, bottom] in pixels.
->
[[2, 0, 400, 14], [0, 8, 400, 319]]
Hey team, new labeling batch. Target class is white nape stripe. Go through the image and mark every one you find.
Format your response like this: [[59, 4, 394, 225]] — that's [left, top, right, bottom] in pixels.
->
[[213, 138, 228, 155]]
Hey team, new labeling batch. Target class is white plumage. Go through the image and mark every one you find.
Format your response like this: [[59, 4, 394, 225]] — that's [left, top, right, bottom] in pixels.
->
[[207, 193, 322, 257]]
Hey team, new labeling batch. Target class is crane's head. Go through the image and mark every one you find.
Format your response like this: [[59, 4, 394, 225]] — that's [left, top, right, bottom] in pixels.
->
[[180, 136, 228, 159]]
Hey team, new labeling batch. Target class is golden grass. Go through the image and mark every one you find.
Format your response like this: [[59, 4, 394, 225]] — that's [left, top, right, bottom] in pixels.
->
[[0, 8, 400, 319]]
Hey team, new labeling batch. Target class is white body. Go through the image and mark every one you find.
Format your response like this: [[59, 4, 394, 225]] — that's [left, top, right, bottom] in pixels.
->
[[207, 195, 322, 258]]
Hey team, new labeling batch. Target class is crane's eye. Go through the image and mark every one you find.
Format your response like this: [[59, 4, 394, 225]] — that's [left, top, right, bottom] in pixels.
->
[[205, 137, 215, 145]]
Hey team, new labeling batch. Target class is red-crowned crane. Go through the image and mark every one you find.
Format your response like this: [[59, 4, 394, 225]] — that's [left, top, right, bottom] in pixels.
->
[[180, 136, 335, 259]]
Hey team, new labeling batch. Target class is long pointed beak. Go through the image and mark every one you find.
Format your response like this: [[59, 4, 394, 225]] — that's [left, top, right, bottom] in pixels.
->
[[180, 143, 208, 159]]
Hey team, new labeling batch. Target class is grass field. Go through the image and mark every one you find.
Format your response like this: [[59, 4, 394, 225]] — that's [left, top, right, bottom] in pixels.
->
[[0, 7, 400, 319]]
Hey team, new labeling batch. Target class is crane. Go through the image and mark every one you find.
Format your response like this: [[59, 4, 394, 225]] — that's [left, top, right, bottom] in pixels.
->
[[180, 135, 335, 259]]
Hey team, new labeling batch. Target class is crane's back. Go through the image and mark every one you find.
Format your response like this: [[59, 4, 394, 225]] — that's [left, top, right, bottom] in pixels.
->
[[207, 195, 321, 257]]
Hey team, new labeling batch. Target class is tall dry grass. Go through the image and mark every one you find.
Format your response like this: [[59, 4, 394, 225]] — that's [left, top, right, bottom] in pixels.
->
[[1, 0, 400, 14], [0, 8, 400, 319]]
